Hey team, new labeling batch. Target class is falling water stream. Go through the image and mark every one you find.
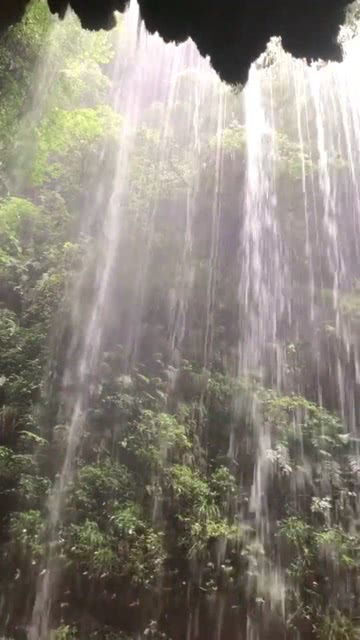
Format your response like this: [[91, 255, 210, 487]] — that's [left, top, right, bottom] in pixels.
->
[[4, 0, 360, 637], [28, 4, 225, 638]]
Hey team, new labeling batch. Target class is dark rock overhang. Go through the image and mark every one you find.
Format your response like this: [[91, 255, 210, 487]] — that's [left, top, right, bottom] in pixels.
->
[[0, 0, 351, 84]]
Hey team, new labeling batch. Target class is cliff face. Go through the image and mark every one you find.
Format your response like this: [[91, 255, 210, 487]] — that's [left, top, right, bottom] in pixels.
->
[[0, 0, 351, 83]]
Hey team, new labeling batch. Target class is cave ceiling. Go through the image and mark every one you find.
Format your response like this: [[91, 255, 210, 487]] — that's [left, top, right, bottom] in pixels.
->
[[0, 0, 351, 84]]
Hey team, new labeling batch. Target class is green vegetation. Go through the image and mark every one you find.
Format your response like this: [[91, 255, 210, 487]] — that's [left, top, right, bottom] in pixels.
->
[[0, 2, 359, 639]]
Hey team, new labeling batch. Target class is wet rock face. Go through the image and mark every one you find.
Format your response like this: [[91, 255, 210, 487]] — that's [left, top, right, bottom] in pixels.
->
[[0, 0, 351, 83]]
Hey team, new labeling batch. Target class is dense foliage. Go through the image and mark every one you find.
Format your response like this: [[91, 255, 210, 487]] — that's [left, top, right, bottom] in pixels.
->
[[0, 3, 360, 640]]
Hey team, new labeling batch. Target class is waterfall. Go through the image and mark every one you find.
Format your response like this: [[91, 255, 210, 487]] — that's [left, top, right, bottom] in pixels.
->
[[3, 0, 360, 638], [27, 3, 225, 638], [30, 5, 145, 637]]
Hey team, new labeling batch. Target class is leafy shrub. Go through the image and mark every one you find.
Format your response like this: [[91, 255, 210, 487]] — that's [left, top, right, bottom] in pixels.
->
[[8, 509, 44, 563], [70, 461, 134, 519], [317, 611, 360, 640], [65, 515, 164, 586], [124, 410, 190, 471]]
